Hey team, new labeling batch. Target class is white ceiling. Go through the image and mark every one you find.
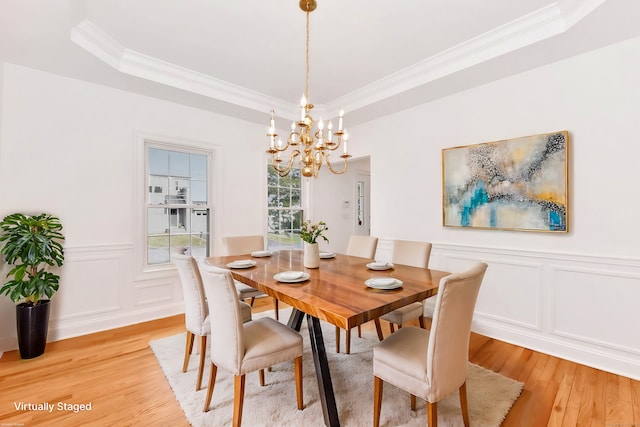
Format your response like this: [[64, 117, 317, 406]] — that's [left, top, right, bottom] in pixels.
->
[[1, 0, 639, 125]]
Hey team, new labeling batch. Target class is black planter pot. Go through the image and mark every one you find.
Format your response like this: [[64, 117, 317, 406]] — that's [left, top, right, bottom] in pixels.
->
[[16, 300, 51, 359]]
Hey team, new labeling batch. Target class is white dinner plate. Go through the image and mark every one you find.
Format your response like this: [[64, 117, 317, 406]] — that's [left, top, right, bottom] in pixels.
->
[[319, 252, 336, 259], [251, 250, 273, 258], [365, 277, 403, 290], [274, 271, 310, 283], [367, 262, 394, 271], [226, 260, 257, 269]]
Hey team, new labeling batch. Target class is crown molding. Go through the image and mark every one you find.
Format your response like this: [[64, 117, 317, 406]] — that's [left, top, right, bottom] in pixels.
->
[[70, 0, 607, 121], [324, 0, 607, 114], [70, 19, 297, 120]]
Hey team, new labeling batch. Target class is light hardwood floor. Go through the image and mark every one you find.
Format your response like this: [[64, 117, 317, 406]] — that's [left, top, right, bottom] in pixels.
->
[[1, 298, 638, 426]]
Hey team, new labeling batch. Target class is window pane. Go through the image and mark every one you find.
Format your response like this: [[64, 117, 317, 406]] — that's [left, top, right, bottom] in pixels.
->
[[191, 180, 207, 205], [148, 175, 169, 205], [291, 189, 301, 208], [267, 186, 278, 207], [148, 236, 170, 265], [148, 207, 169, 234], [267, 166, 279, 186], [268, 209, 280, 233], [279, 187, 291, 207], [148, 148, 168, 175], [169, 177, 189, 204], [292, 210, 302, 230], [169, 151, 190, 177], [190, 153, 207, 180], [191, 209, 209, 234], [189, 233, 208, 258]]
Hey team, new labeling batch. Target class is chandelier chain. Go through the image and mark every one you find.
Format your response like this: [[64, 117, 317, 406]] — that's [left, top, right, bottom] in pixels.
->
[[305, 10, 310, 102]]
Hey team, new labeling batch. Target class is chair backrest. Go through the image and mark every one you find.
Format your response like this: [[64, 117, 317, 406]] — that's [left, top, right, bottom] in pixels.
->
[[391, 240, 432, 268], [222, 235, 264, 256], [426, 262, 488, 401], [346, 235, 378, 259], [172, 253, 208, 335], [198, 261, 245, 375]]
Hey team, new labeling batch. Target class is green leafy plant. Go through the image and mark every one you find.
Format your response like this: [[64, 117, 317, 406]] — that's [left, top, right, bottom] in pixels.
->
[[0, 213, 65, 305], [299, 220, 329, 244]]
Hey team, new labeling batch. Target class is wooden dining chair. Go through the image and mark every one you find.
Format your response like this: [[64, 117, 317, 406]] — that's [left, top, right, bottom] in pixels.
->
[[223, 235, 280, 320], [374, 240, 432, 340], [198, 261, 304, 426], [335, 235, 378, 354], [172, 253, 252, 391], [373, 262, 488, 427]]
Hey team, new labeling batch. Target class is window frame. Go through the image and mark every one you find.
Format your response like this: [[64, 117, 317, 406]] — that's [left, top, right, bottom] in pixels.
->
[[136, 133, 220, 276], [267, 165, 304, 250]]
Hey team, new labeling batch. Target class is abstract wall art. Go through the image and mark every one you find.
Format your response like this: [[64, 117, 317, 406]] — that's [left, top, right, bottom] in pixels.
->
[[442, 131, 569, 232]]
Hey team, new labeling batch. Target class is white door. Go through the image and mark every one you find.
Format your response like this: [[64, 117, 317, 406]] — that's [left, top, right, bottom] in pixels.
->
[[354, 173, 371, 235]]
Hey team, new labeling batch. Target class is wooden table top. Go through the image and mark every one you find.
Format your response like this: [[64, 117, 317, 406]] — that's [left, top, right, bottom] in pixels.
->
[[206, 250, 450, 330]]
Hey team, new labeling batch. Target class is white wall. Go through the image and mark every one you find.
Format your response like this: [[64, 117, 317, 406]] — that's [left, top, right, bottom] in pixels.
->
[[0, 63, 267, 351], [350, 36, 640, 379]]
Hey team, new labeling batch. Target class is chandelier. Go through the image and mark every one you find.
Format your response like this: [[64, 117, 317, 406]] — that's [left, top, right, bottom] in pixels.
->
[[266, 0, 351, 178]]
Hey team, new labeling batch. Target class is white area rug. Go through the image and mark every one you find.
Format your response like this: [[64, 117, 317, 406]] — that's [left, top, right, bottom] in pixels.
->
[[151, 309, 523, 426]]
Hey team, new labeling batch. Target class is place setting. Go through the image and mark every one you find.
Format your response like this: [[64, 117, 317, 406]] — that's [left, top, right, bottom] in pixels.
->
[[366, 261, 394, 270], [365, 277, 403, 290], [319, 252, 336, 259], [251, 250, 274, 258], [274, 270, 310, 283], [225, 259, 257, 269]]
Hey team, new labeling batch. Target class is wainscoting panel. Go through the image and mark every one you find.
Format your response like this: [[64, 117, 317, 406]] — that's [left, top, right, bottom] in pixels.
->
[[551, 265, 640, 355], [426, 242, 640, 380], [42, 244, 184, 344]]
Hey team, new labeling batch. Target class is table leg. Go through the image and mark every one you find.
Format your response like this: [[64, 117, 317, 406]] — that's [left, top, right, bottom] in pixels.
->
[[287, 308, 305, 331], [307, 314, 340, 427]]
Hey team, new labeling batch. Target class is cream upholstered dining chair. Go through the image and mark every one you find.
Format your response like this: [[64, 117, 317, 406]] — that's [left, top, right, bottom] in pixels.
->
[[373, 262, 488, 427], [335, 234, 378, 354], [374, 240, 432, 339], [198, 261, 304, 426], [172, 253, 252, 391], [222, 235, 280, 320]]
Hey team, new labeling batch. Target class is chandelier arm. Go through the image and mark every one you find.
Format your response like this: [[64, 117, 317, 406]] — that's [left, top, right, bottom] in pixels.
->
[[271, 149, 301, 176], [324, 152, 351, 175]]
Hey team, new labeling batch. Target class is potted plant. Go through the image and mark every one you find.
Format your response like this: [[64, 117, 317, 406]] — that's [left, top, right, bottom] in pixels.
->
[[300, 220, 328, 268], [0, 213, 65, 359]]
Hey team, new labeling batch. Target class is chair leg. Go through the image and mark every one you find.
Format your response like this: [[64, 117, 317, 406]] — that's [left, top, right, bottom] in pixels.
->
[[459, 382, 470, 427], [335, 326, 341, 353], [345, 328, 351, 354], [374, 319, 384, 341], [196, 335, 207, 390], [411, 394, 417, 411], [389, 323, 395, 334], [250, 297, 255, 306], [274, 298, 279, 320], [358, 324, 362, 338], [233, 375, 246, 427], [259, 369, 265, 386], [183, 331, 195, 372], [418, 315, 425, 329], [203, 362, 218, 412], [373, 376, 383, 427], [427, 401, 437, 427], [294, 356, 304, 410]]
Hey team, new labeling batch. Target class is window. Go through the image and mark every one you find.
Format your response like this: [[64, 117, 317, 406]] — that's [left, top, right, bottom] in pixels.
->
[[267, 165, 303, 250], [146, 144, 211, 265]]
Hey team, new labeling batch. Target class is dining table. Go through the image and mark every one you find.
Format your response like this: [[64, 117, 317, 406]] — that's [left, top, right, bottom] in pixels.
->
[[206, 249, 450, 427]]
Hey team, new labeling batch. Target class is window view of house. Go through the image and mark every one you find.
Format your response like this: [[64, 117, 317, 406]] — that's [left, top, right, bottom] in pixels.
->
[[146, 146, 210, 265]]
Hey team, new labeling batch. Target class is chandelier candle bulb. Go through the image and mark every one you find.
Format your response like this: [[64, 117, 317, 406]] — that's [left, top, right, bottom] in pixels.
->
[[338, 109, 344, 131]]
